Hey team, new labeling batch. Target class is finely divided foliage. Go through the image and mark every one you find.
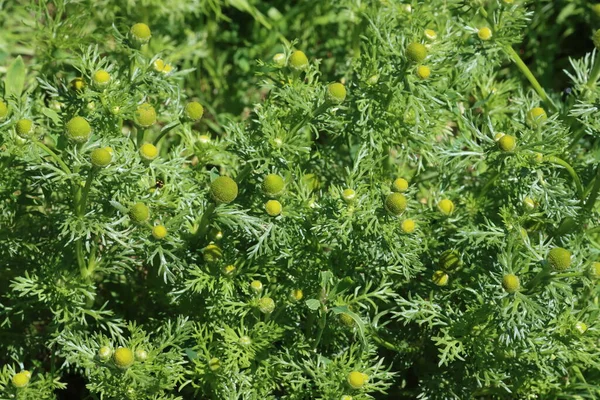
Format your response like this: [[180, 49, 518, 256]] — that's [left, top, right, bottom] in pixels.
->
[[1, 0, 600, 399]]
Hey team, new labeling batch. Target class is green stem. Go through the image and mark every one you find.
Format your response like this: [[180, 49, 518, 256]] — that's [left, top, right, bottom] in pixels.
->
[[585, 165, 600, 213], [290, 102, 329, 136], [153, 121, 181, 146], [78, 169, 96, 216], [544, 156, 584, 201], [554, 272, 584, 279], [194, 202, 216, 244], [136, 127, 145, 148], [236, 163, 253, 184], [587, 51, 600, 88], [313, 308, 327, 349], [504, 45, 555, 112], [32, 140, 71, 175]]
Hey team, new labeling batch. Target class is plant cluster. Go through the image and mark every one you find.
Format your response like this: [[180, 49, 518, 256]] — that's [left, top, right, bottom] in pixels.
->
[[1, 0, 600, 399]]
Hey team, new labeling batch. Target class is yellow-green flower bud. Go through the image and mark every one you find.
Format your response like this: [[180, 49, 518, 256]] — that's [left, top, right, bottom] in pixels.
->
[[135, 349, 148, 362], [339, 313, 354, 327], [71, 77, 85, 91], [139, 143, 159, 161], [210, 176, 238, 204], [91, 147, 112, 168], [203, 244, 223, 263], [273, 52, 286, 67], [327, 82, 347, 104], [12, 371, 31, 388], [477, 27, 492, 40], [498, 135, 516, 152], [527, 107, 547, 126], [0, 100, 8, 120], [392, 178, 409, 192], [152, 225, 167, 239], [406, 42, 427, 63], [439, 249, 462, 272], [134, 103, 156, 128], [594, 30, 600, 50], [401, 219, 416, 234], [208, 357, 221, 371], [547, 247, 572, 271], [262, 174, 285, 197], [416, 65, 431, 79], [93, 70, 110, 88], [223, 264, 236, 276], [385, 193, 407, 215], [16, 119, 34, 138], [66, 116, 91, 143], [289, 289, 303, 302], [424, 29, 437, 40], [347, 371, 368, 389], [98, 346, 112, 361], [523, 197, 536, 211], [575, 321, 588, 335], [113, 347, 135, 369], [184, 101, 204, 121], [438, 199, 455, 216], [257, 297, 275, 314], [593, 4, 600, 18], [289, 50, 309, 70], [239, 335, 252, 346], [250, 280, 263, 293], [502, 274, 520, 293], [130, 202, 150, 223], [130, 23, 151, 45], [589, 262, 600, 280], [265, 200, 282, 216], [432, 270, 449, 286], [342, 188, 356, 204]]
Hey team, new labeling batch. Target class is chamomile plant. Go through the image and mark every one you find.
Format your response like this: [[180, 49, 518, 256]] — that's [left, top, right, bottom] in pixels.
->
[[2, 0, 600, 399]]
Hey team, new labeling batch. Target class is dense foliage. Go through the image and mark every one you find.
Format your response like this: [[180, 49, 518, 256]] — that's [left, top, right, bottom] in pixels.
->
[[2, 0, 600, 399]]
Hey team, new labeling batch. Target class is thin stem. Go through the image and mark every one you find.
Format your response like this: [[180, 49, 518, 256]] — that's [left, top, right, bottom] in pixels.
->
[[193, 202, 216, 243], [525, 267, 552, 291], [153, 121, 181, 146], [136, 127, 145, 148], [587, 51, 600, 88], [313, 308, 327, 349], [504, 45, 555, 112], [585, 165, 600, 213], [236, 163, 253, 184], [290, 102, 329, 136], [544, 156, 584, 201], [78, 168, 96, 216], [32, 140, 71, 175]]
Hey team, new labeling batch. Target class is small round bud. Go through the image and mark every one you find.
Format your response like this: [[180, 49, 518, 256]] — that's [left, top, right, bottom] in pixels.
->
[[432, 270, 449, 286], [203, 244, 223, 263], [406, 42, 427, 63], [589, 262, 600, 280], [439, 249, 462, 272], [342, 188, 356, 204], [385, 193, 407, 215], [593, 4, 600, 18], [239, 335, 252, 346], [523, 197, 536, 211], [152, 225, 167, 239], [135, 349, 148, 362], [273, 53, 286, 67], [223, 264, 236, 276], [424, 29, 437, 40], [208, 357, 221, 371], [210, 176, 238, 204], [477, 27, 492, 41], [289, 289, 303, 302], [93, 70, 110, 88], [437, 199, 455, 216], [15, 119, 34, 138], [113, 347, 135, 369], [265, 200, 283, 217], [498, 135, 516, 152], [134, 103, 157, 128], [401, 219, 416, 234], [250, 280, 263, 293], [139, 143, 159, 161], [198, 134, 211, 145], [130, 202, 150, 223], [502, 274, 520, 293], [575, 321, 588, 335], [262, 174, 285, 197], [65, 116, 91, 143], [91, 147, 112, 167], [527, 107, 547, 126], [289, 50, 309, 70], [341, 396, 353, 400], [12, 371, 31, 388], [98, 346, 112, 361], [547, 247, 572, 271], [130, 23, 151, 45], [347, 371, 368, 389], [70, 77, 85, 91], [339, 313, 355, 327], [392, 178, 409, 192], [257, 297, 275, 314], [327, 82, 347, 104], [0, 100, 8, 120], [184, 102, 204, 121], [416, 65, 431, 80], [594, 30, 600, 50], [153, 59, 167, 72]]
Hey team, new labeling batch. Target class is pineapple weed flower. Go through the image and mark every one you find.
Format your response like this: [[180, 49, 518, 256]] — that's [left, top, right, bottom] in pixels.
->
[[1, 4, 600, 400]]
